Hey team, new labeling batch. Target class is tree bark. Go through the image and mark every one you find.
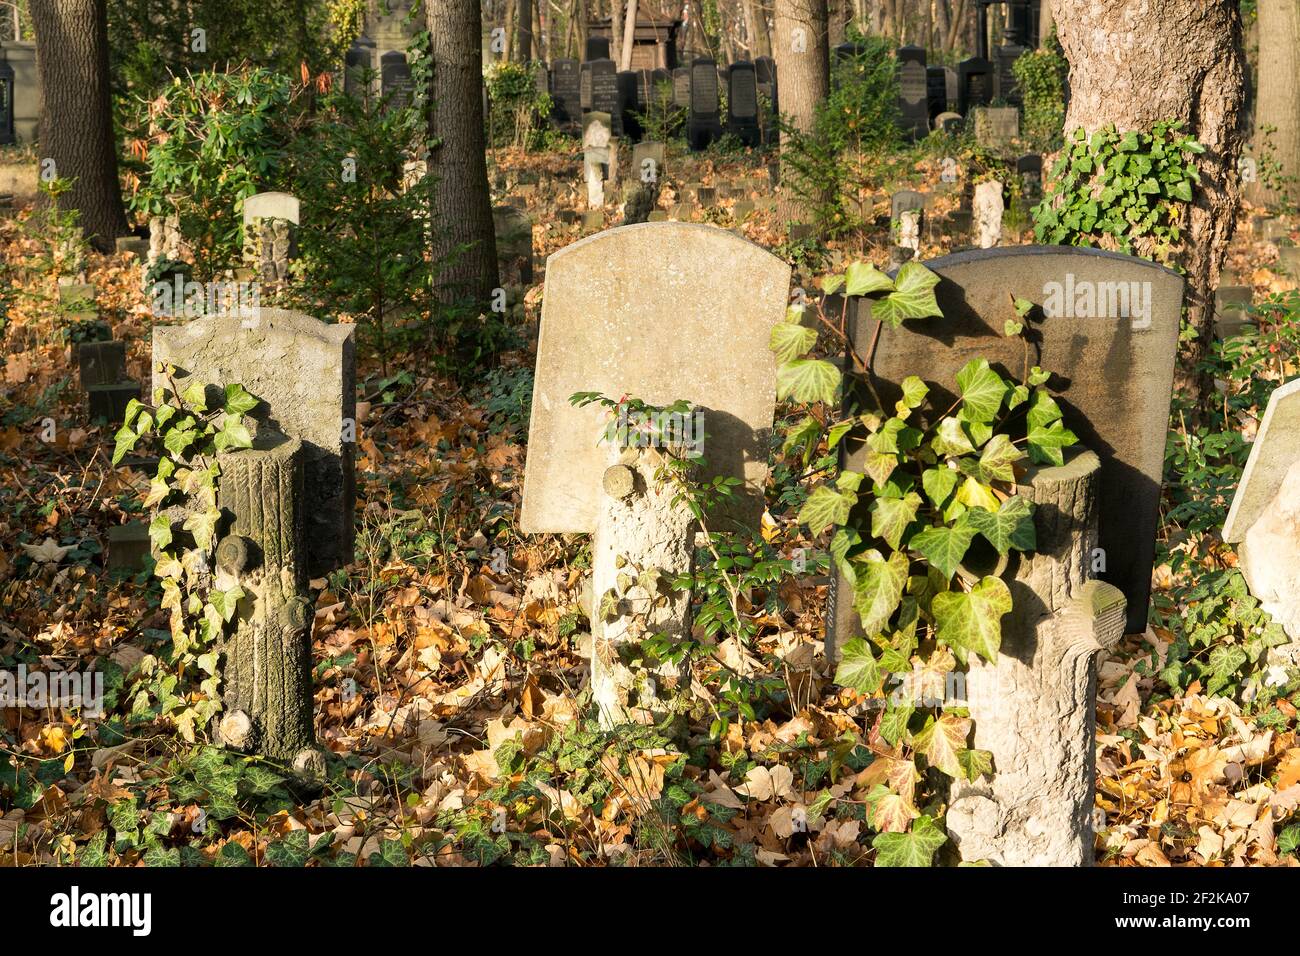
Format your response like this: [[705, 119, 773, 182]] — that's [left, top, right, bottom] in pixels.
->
[[518, 0, 533, 60], [1052, 0, 1246, 407], [773, 0, 829, 136], [947, 450, 1126, 866], [1251, 0, 1300, 208], [29, 0, 128, 252], [427, 0, 499, 308], [743, 0, 773, 57], [1037, 0, 1054, 45], [619, 0, 638, 70]]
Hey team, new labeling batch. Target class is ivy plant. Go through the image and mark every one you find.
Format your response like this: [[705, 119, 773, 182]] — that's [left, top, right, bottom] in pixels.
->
[[112, 371, 259, 741], [773, 259, 1079, 857]]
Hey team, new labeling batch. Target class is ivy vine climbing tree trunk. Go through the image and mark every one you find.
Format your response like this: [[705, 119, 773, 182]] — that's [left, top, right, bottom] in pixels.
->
[[1052, 0, 1246, 406], [1252, 0, 1300, 208], [426, 0, 499, 310], [29, 0, 128, 252]]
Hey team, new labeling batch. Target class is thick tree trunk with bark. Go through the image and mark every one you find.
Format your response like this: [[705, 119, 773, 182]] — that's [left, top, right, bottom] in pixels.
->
[[1053, 0, 1246, 405], [947, 450, 1126, 866], [1252, 0, 1300, 208], [29, 0, 127, 252], [773, 0, 829, 136], [427, 0, 499, 308]]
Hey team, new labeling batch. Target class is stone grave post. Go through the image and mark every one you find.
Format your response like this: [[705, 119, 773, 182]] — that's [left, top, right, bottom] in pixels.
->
[[241, 191, 300, 293], [520, 223, 790, 728], [583, 112, 614, 207], [973, 179, 1004, 248], [79, 339, 141, 424], [891, 190, 925, 254]]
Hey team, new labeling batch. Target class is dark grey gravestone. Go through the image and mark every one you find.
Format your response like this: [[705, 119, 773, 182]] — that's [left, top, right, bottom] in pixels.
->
[[107, 521, 151, 573], [897, 46, 928, 140], [958, 56, 992, 116], [617, 70, 641, 140], [728, 60, 760, 147], [344, 40, 375, 100], [379, 50, 413, 110], [926, 66, 948, 127], [651, 68, 671, 112], [580, 61, 593, 111], [0, 56, 14, 146], [586, 36, 611, 62], [995, 41, 1029, 105], [589, 59, 620, 135], [832, 41, 867, 90], [688, 58, 722, 152], [78, 340, 127, 388], [1017, 153, 1044, 200], [944, 67, 958, 111], [552, 58, 581, 126], [826, 246, 1185, 657]]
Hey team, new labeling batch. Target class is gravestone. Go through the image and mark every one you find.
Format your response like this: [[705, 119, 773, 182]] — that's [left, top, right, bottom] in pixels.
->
[[79, 340, 140, 424], [943, 66, 958, 111], [522, 223, 790, 727], [1017, 153, 1044, 198], [552, 58, 581, 127], [687, 58, 722, 151], [583, 112, 615, 207], [379, 50, 414, 110], [493, 205, 534, 285], [1213, 285, 1254, 339], [588, 59, 620, 135], [586, 36, 611, 61], [958, 56, 993, 116], [344, 40, 376, 99], [934, 111, 963, 134], [728, 60, 761, 147], [926, 66, 948, 127], [896, 46, 928, 141], [631, 141, 665, 184], [974, 179, 1005, 248], [242, 192, 300, 290], [832, 41, 867, 89], [107, 521, 151, 573], [580, 61, 593, 111], [755, 56, 778, 145], [1224, 379, 1300, 644], [995, 38, 1029, 105], [0, 42, 38, 143], [974, 106, 1020, 149], [672, 67, 691, 110], [828, 246, 1185, 652], [153, 309, 356, 577], [891, 190, 925, 252], [617, 70, 642, 141], [0, 55, 14, 145]]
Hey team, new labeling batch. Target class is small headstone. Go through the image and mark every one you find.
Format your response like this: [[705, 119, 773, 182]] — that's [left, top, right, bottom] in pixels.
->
[[995, 39, 1029, 105], [687, 58, 722, 152], [926, 66, 948, 126], [728, 61, 760, 147], [631, 141, 666, 183], [958, 56, 993, 116], [1226, 378, 1300, 546], [344, 40, 375, 99], [1277, 245, 1300, 276], [115, 236, 149, 258], [379, 50, 414, 110], [243, 191, 300, 227], [974, 106, 1020, 149], [153, 309, 356, 576], [493, 205, 534, 285], [78, 340, 126, 388], [107, 521, 151, 573], [1214, 285, 1254, 339], [934, 111, 964, 134], [1017, 153, 1044, 199], [896, 46, 928, 141]]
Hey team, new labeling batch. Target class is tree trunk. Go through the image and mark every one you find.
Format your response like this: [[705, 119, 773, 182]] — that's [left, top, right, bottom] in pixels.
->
[[773, 0, 829, 135], [947, 450, 1126, 866], [29, 0, 128, 252], [518, 0, 533, 60], [611, 0, 624, 66], [427, 0, 500, 308], [1251, 0, 1300, 208], [619, 0, 638, 70], [1052, 0, 1246, 407], [1037, 0, 1054, 45], [743, 0, 773, 57]]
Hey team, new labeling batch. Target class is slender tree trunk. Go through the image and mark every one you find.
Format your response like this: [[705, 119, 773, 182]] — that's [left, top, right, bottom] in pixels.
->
[[1053, 0, 1246, 406], [743, 0, 772, 57], [427, 0, 499, 307], [518, 0, 533, 60], [576, 0, 589, 57], [619, 0, 637, 69], [1251, 0, 1300, 207], [29, 0, 128, 252], [1038, 0, 1054, 45], [773, 0, 829, 135], [611, 0, 624, 65]]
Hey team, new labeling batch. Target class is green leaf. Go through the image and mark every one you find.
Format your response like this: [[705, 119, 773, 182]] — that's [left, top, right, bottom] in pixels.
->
[[872, 814, 947, 867], [208, 585, 246, 623], [181, 380, 208, 411], [910, 516, 977, 580], [853, 549, 909, 637], [783, 416, 822, 464], [224, 383, 259, 416], [879, 704, 914, 746], [821, 273, 846, 295], [958, 748, 994, 781], [921, 467, 959, 509], [931, 417, 975, 457], [973, 433, 1023, 482], [871, 262, 943, 327], [896, 375, 928, 416], [148, 514, 173, 551], [776, 358, 841, 405], [835, 638, 882, 693], [799, 484, 855, 536], [1027, 419, 1078, 466], [912, 713, 971, 778], [163, 427, 197, 459], [265, 829, 311, 867], [871, 492, 922, 550], [966, 497, 1036, 554], [844, 261, 894, 297], [183, 508, 221, 553], [770, 321, 818, 363], [1279, 824, 1300, 857], [932, 576, 1012, 663], [214, 417, 253, 453], [1026, 389, 1064, 430], [955, 359, 1008, 424], [112, 423, 139, 466]]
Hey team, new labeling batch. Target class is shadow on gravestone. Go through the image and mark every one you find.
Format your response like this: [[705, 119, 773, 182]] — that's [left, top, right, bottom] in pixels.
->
[[520, 222, 792, 536], [825, 246, 1184, 657], [153, 309, 356, 577]]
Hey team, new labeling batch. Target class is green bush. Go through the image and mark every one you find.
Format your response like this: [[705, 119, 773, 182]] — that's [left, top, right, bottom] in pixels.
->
[[484, 61, 552, 150], [1012, 44, 1067, 152]]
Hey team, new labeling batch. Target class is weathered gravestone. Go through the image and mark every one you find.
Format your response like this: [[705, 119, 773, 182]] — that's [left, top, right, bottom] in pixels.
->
[[891, 190, 925, 253], [617, 70, 642, 141], [583, 112, 615, 207], [934, 111, 963, 135], [688, 58, 722, 152], [551, 58, 581, 128], [1017, 153, 1043, 199], [728, 61, 761, 147], [344, 39, 376, 99], [974, 179, 1004, 248], [973, 106, 1020, 150], [828, 246, 1185, 651], [1224, 378, 1300, 650], [78, 340, 141, 424], [520, 223, 790, 726], [588, 59, 620, 135], [0, 55, 14, 146], [586, 36, 611, 61], [1213, 284, 1253, 339], [153, 308, 356, 578], [242, 191, 300, 290], [896, 45, 928, 141], [380, 51, 414, 110], [0, 42, 38, 144], [672, 66, 690, 110], [957, 56, 992, 116], [493, 204, 534, 285], [926, 66, 948, 127], [631, 141, 665, 185]]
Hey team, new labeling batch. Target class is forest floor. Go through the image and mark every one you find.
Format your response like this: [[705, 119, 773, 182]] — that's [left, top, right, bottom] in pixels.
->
[[2, 142, 1299, 866]]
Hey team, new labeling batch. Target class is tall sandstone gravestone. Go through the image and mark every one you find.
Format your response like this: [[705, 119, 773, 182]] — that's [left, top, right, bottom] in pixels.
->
[[153, 309, 356, 577], [827, 246, 1184, 654], [522, 223, 790, 726]]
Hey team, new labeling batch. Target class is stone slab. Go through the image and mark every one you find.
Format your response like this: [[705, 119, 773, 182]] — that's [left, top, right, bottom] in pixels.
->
[[1225, 378, 1300, 543]]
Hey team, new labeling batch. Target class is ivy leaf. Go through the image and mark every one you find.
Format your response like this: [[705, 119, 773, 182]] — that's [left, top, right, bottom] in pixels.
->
[[214, 417, 253, 453], [1026, 389, 1064, 430], [879, 704, 914, 747], [1027, 419, 1079, 466], [776, 358, 841, 405], [799, 484, 855, 536], [912, 713, 972, 778], [872, 814, 947, 867], [896, 375, 928, 414], [821, 273, 846, 295], [224, 383, 259, 416], [931, 417, 975, 457], [770, 321, 818, 363], [829, 527, 861, 587], [871, 491, 922, 550], [868, 417, 923, 455], [148, 514, 173, 551], [909, 516, 977, 579], [958, 748, 994, 782], [921, 466, 959, 509], [871, 262, 943, 327], [181, 380, 208, 411], [163, 427, 197, 459], [783, 416, 822, 464], [966, 496, 1036, 554], [835, 638, 882, 694], [954, 359, 1008, 424], [853, 549, 909, 637], [112, 423, 139, 466], [863, 447, 899, 487], [844, 260, 894, 297], [183, 508, 221, 553], [864, 784, 920, 833], [208, 585, 246, 623], [975, 433, 1022, 482], [955, 475, 1002, 512], [932, 576, 1012, 663]]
